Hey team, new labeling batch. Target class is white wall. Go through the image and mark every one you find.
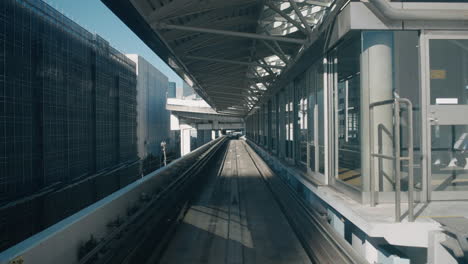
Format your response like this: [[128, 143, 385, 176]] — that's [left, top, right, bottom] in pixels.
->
[[126, 54, 171, 160]]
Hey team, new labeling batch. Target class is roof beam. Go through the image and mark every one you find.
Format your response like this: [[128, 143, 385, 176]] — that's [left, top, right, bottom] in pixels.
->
[[195, 72, 274, 82], [298, 0, 332, 8], [288, 0, 314, 36], [207, 90, 249, 96], [264, 2, 308, 35], [185, 55, 285, 69], [204, 84, 251, 90], [148, 0, 257, 22], [209, 95, 246, 101], [158, 23, 306, 44], [259, 58, 276, 77], [261, 40, 290, 64]]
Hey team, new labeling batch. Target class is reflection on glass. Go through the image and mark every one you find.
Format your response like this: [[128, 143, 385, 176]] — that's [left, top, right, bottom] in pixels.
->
[[308, 72, 316, 172], [431, 125, 468, 191], [295, 74, 308, 165], [263, 105, 268, 146], [317, 62, 326, 174], [285, 89, 294, 159], [334, 36, 362, 189], [393, 31, 421, 191], [307, 59, 325, 176], [278, 91, 285, 157], [430, 39, 468, 105], [271, 97, 277, 152], [267, 101, 272, 149], [430, 39, 468, 193]]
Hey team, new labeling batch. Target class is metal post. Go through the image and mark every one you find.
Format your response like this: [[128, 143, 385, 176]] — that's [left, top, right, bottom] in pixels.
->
[[161, 141, 167, 166], [394, 101, 401, 222], [404, 99, 415, 222]]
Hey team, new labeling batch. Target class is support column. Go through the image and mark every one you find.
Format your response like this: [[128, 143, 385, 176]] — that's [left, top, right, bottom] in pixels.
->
[[362, 32, 394, 193], [180, 128, 191, 156]]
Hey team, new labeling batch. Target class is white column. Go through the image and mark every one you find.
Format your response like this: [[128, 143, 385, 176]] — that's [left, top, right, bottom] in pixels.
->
[[362, 32, 394, 192], [180, 128, 191, 156]]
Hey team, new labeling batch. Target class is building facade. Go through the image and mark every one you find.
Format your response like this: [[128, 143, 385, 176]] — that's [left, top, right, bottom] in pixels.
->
[[0, 0, 139, 250], [126, 54, 171, 173]]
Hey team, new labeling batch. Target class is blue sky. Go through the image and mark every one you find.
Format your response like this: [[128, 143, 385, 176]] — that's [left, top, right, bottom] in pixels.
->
[[43, 0, 183, 87]]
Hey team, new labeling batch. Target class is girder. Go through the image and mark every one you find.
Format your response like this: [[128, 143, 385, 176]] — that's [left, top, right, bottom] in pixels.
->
[[103, 0, 337, 116], [158, 23, 306, 44]]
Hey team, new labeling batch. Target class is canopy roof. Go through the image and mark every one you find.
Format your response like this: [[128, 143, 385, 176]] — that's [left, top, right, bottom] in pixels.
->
[[103, 0, 337, 116]]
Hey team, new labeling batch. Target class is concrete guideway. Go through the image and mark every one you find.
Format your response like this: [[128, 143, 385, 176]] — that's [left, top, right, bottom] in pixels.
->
[[160, 140, 312, 264], [0, 137, 228, 264], [0, 137, 367, 264]]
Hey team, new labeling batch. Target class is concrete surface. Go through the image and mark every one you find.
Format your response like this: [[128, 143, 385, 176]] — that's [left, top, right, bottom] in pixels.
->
[[249, 141, 445, 248], [159, 140, 312, 264]]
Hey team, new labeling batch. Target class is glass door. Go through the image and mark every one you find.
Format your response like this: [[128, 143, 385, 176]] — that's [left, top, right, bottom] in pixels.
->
[[295, 74, 308, 167], [424, 33, 468, 200], [306, 60, 327, 183]]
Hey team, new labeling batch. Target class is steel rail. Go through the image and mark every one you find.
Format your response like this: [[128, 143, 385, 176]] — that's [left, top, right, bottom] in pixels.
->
[[369, 98, 415, 222]]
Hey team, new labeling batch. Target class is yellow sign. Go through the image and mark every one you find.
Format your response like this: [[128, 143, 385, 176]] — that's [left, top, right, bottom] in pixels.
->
[[431, 69, 446, 79]]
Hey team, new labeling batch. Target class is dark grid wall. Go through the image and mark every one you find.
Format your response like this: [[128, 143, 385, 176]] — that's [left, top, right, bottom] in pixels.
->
[[114, 51, 137, 164], [0, 0, 137, 204]]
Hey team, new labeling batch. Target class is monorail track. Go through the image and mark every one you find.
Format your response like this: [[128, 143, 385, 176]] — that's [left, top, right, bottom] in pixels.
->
[[81, 139, 368, 264]]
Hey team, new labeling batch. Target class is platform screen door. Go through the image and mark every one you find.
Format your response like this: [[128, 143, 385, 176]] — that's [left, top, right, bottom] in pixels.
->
[[423, 32, 468, 200]]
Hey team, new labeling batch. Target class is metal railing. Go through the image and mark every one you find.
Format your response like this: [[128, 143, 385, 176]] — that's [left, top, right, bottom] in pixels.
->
[[369, 98, 414, 222]]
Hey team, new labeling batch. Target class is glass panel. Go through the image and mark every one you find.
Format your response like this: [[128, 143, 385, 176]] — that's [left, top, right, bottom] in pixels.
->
[[431, 125, 468, 192], [271, 97, 277, 152], [295, 75, 308, 165], [267, 100, 272, 149], [258, 108, 262, 144], [264, 105, 268, 147], [286, 94, 289, 158], [334, 35, 362, 189], [394, 31, 422, 192], [278, 91, 285, 158], [430, 39, 468, 105], [285, 87, 294, 159], [308, 68, 316, 171], [316, 61, 326, 174]]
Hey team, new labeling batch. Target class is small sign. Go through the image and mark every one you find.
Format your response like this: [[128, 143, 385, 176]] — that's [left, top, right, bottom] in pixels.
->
[[9, 256, 24, 264], [436, 98, 458, 105], [431, 69, 446, 79]]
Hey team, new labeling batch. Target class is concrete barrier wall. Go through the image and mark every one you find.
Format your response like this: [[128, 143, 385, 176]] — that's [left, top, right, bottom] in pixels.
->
[[0, 137, 224, 264]]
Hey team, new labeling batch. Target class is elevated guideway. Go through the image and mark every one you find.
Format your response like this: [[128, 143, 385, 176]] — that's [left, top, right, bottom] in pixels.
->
[[0, 138, 367, 264]]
